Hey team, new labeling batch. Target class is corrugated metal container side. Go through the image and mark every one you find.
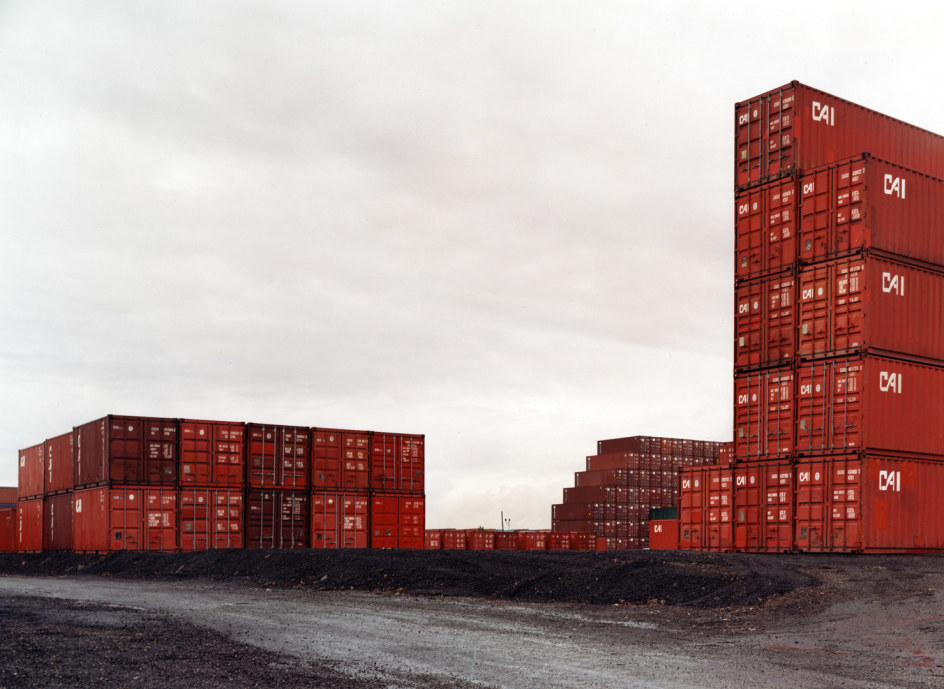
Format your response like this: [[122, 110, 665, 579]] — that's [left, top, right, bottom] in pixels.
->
[[705, 466, 734, 552], [795, 355, 944, 456], [570, 532, 598, 551], [735, 82, 944, 190], [245, 489, 309, 549], [45, 432, 74, 495], [16, 498, 44, 552], [371, 433, 425, 493], [178, 488, 244, 550], [732, 460, 794, 553], [563, 485, 626, 505], [179, 420, 246, 488], [794, 455, 944, 553], [247, 424, 310, 490], [548, 532, 572, 550], [72, 486, 177, 552], [424, 529, 443, 550], [679, 467, 705, 550], [43, 492, 74, 552], [517, 531, 549, 551], [0, 507, 15, 552], [735, 272, 796, 371], [734, 366, 795, 460], [310, 491, 369, 549], [649, 519, 679, 550], [798, 156, 944, 267], [596, 436, 657, 455], [442, 529, 468, 550], [493, 531, 518, 550], [311, 428, 371, 492], [552, 519, 601, 536], [18, 442, 44, 500], [466, 529, 496, 550], [0, 487, 17, 504], [797, 255, 944, 363], [552, 502, 601, 522], [73, 416, 178, 488], [735, 177, 797, 280], [311, 429, 342, 490], [339, 431, 370, 491]]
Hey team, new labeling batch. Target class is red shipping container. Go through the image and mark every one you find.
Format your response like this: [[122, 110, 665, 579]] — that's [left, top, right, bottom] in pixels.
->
[[552, 519, 600, 536], [179, 420, 246, 488], [517, 531, 549, 551], [311, 429, 342, 490], [570, 532, 598, 551], [368, 494, 424, 549], [678, 466, 705, 550], [466, 529, 496, 550], [575, 469, 631, 487], [799, 156, 944, 267], [735, 82, 944, 190], [552, 502, 600, 521], [796, 355, 944, 456], [734, 366, 795, 460], [45, 432, 73, 495], [43, 492, 73, 552], [18, 442, 44, 500], [311, 428, 370, 491], [735, 272, 796, 370], [311, 491, 369, 549], [424, 529, 443, 549], [245, 489, 309, 549], [705, 466, 734, 552], [247, 424, 309, 490], [797, 255, 944, 362], [178, 488, 244, 550], [340, 431, 370, 491], [0, 487, 17, 505], [0, 507, 15, 552], [733, 460, 793, 553], [586, 452, 636, 471], [492, 531, 516, 550], [442, 529, 467, 550], [596, 436, 656, 455], [795, 455, 944, 553], [649, 520, 679, 550], [73, 486, 177, 552], [73, 416, 177, 488], [548, 532, 572, 550], [17, 498, 43, 552], [735, 177, 797, 280], [563, 485, 625, 504]]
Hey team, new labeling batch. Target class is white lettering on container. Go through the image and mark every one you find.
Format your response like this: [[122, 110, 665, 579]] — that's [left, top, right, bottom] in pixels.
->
[[811, 101, 835, 126], [882, 272, 904, 295], [879, 371, 902, 394], [879, 470, 901, 492], [884, 174, 906, 199]]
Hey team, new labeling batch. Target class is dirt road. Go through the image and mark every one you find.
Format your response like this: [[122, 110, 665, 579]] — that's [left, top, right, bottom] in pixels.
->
[[1, 553, 942, 688]]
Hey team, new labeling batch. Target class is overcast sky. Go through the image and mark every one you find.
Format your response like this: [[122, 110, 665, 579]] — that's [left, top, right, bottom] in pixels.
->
[[2, 2, 943, 530]]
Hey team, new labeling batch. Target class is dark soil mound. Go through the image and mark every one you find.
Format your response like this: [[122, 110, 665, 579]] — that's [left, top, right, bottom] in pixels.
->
[[0, 549, 813, 608]]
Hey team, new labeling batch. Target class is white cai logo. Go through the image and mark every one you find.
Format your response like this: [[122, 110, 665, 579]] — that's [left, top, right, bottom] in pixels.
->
[[803, 182, 815, 195], [879, 470, 901, 492], [738, 203, 750, 216], [682, 479, 691, 490], [801, 288, 814, 301], [738, 112, 750, 126], [879, 371, 902, 394], [736, 475, 747, 487], [75, 499, 83, 513], [799, 471, 810, 483], [654, 524, 663, 533], [811, 101, 835, 126], [884, 174, 906, 199], [882, 272, 904, 295]]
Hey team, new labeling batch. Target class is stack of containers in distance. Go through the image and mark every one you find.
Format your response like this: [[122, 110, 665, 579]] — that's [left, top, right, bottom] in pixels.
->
[[0, 488, 16, 552], [711, 81, 944, 553], [310, 428, 369, 548], [178, 420, 246, 550], [16, 443, 44, 552], [552, 436, 722, 550], [245, 424, 310, 549], [367, 431, 425, 549], [72, 416, 179, 552]]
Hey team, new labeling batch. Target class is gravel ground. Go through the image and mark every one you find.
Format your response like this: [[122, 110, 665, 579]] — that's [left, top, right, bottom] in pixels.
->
[[0, 550, 942, 688]]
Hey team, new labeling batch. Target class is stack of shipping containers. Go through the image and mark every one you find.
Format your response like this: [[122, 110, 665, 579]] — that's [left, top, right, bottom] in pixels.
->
[[681, 80, 944, 553], [552, 436, 721, 549], [8, 415, 425, 553]]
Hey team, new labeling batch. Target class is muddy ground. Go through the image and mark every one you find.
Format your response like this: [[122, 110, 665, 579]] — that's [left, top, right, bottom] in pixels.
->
[[0, 550, 942, 688]]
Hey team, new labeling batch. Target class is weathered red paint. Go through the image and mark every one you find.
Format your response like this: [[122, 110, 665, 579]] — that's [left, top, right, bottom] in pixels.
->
[[179, 420, 245, 488], [43, 492, 73, 552], [73, 416, 177, 488], [735, 272, 796, 370], [45, 432, 73, 495], [735, 177, 797, 280], [310, 491, 369, 549], [72, 486, 177, 553], [245, 489, 308, 549], [648, 519, 679, 550], [370, 493, 424, 549], [0, 507, 15, 552], [179, 488, 243, 550], [734, 366, 795, 460], [246, 424, 309, 490], [735, 82, 944, 190], [16, 498, 43, 552], [732, 460, 794, 553], [18, 443, 44, 500]]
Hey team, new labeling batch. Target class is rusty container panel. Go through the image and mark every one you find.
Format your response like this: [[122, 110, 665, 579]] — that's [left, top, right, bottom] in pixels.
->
[[466, 529, 496, 550], [797, 255, 944, 362], [247, 424, 309, 490], [798, 156, 944, 266], [735, 178, 797, 280], [424, 529, 443, 549], [73, 416, 177, 488], [796, 355, 944, 456], [18, 442, 44, 500], [0, 507, 15, 552], [648, 519, 679, 550], [179, 420, 245, 488], [311, 490, 369, 549], [735, 272, 796, 370], [340, 432, 370, 491], [45, 432, 74, 495], [734, 366, 795, 460], [43, 492, 73, 552], [735, 82, 944, 190], [311, 429, 342, 490], [795, 455, 944, 553], [179, 488, 244, 550], [245, 489, 309, 549], [16, 498, 44, 552]]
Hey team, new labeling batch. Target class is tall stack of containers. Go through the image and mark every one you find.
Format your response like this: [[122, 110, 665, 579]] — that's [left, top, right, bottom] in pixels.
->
[[246, 423, 310, 549], [368, 432, 426, 549], [43, 432, 74, 552], [551, 436, 721, 550], [310, 428, 370, 548], [178, 419, 246, 550], [72, 416, 179, 553], [730, 81, 944, 553], [17, 443, 44, 552]]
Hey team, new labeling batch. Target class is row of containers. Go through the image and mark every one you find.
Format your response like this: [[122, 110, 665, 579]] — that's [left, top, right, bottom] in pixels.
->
[[548, 436, 729, 550], [694, 81, 944, 554], [424, 529, 601, 551], [8, 488, 424, 553], [18, 415, 424, 497], [10, 414, 425, 552]]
